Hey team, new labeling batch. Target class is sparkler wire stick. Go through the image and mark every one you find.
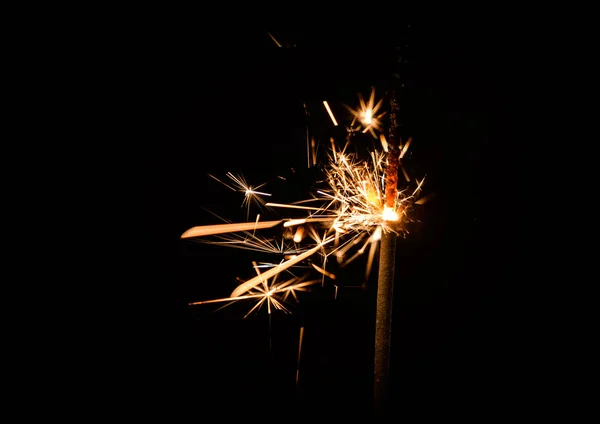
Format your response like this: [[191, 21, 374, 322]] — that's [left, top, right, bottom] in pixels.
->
[[179, 35, 424, 410], [374, 59, 405, 415]]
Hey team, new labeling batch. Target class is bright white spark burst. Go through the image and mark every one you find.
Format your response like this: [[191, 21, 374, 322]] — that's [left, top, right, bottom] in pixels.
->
[[344, 87, 387, 138], [209, 172, 272, 220], [183, 88, 428, 317], [189, 261, 320, 318]]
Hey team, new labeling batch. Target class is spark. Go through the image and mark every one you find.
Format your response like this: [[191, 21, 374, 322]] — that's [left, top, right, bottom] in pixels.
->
[[344, 87, 387, 138], [323, 101, 338, 126], [311, 263, 336, 280], [415, 193, 435, 205], [181, 219, 282, 238], [268, 32, 282, 47], [293, 226, 305, 243], [190, 263, 320, 318], [283, 217, 333, 227], [265, 202, 323, 211], [399, 136, 412, 159], [296, 326, 304, 386], [379, 134, 388, 152], [230, 237, 335, 297], [209, 172, 272, 220]]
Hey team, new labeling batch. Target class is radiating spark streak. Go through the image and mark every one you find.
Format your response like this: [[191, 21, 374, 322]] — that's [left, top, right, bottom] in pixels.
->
[[304, 102, 311, 169], [319, 255, 329, 286], [289, 290, 299, 302], [311, 136, 317, 166], [201, 232, 308, 256], [249, 190, 271, 197], [191, 273, 319, 318], [400, 162, 411, 182], [364, 234, 380, 281], [340, 247, 363, 267], [306, 226, 326, 245], [251, 260, 268, 292], [266, 202, 323, 211], [296, 326, 304, 386], [268, 32, 282, 47], [379, 134, 388, 152], [208, 174, 238, 191], [189, 293, 265, 305], [252, 214, 261, 236], [231, 237, 334, 297], [212, 172, 271, 199], [181, 220, 282, 238], [311, 263, 336, 280], [414, 177, 426, 193], [209, 172, 272, 219], [284, 218, 306, 227], [287, 196, 328, 205], [283, 279, 320, 291], [330, 137, 337, 162], [333, 232, 366, 256], [283, 217, 333, 227], [316, 190, 343, 202], [400, 136, 412, 159], [255, 263, 279, 268], [323, 101, 338, 126], [245, 298, 269, 319], [415, 193, 435, 205], [293, 226, 304, 243]]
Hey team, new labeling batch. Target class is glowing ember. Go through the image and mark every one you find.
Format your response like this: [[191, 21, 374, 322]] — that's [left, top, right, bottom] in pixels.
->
[[382, 206, 399, 222]]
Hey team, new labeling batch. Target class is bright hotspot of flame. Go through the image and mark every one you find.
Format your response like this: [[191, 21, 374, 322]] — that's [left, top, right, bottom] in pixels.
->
[[382, 206, 399, 222]]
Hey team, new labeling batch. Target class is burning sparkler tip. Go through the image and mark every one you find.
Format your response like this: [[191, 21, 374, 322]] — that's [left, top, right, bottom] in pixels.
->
[[382, 206, 400, 222]]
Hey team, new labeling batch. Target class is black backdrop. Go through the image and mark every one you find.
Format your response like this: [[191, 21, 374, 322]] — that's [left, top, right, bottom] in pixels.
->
[[97, 21, 548, 419]]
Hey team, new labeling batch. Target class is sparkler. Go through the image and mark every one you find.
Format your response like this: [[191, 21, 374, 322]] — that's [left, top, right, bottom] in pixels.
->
[[181, 85, 427, 412], [182, 87, 426, 317], [177, 26, 425, 415]]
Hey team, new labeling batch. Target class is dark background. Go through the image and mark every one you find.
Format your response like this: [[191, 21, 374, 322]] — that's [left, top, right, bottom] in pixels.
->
[[94, 21, 552, 419]]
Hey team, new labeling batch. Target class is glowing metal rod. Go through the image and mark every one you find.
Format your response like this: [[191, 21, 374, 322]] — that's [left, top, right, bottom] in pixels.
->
[[374, 228, 397, 412], [374, 86, 402, 416]]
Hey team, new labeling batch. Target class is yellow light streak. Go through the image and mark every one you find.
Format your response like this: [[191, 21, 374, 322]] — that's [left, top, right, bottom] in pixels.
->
[[323, 101, 338, 126], [181, 220, 282, 238]]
